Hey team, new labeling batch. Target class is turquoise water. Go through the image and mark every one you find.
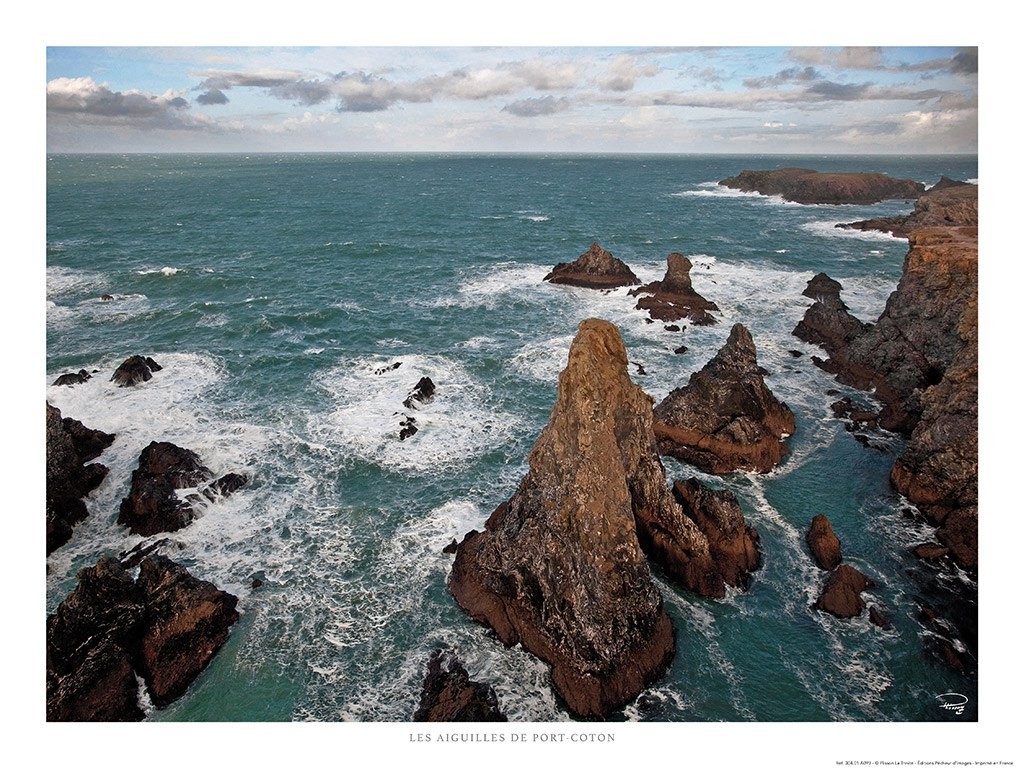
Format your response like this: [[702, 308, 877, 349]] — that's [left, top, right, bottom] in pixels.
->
[[45, 153, 978, 722]]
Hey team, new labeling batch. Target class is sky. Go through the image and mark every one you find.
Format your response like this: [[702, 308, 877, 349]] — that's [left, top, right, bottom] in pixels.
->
[[45, 45, 978, 154]]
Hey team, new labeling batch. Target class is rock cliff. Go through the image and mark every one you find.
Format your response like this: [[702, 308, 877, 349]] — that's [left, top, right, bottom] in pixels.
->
[[412, 649, 507, 722], [719, 168, 924, 205], [543, 242, 641, 289], [653, 324, 795, 473]]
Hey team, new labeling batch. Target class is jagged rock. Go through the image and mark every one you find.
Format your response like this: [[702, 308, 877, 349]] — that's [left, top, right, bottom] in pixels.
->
[[671, 479, 761, 591], [719, 168, 924, 205], [629, 253, 718, 325], [913, 543, 950, 561], [805, 514, 843, 570], [134, 555, 240, 707], [403, 377, 436, 409], [399, 416, 418, 441], [46, 403, 114, 554], [118, 442, 212, 535], [653, 324, 795, 473], [869, 606, 891, 630], [54, 369, 92, 386], [674, 345, 688, 355], [814, 564, 873, 619], [543, 242, 640, 289], [111, 355, 162, 387], [412, 649, 507, 722], [448, 319, 677, 717], [793, 273, 867, 355], [375, 361, 402, 375], [838, 178, 977, 238]]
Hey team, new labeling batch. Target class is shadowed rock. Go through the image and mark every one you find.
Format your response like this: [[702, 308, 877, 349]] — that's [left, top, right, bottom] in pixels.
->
[[543, 242, 640, 289], [403, 377, 436, 409], [448, 319, 676, 717], [719, 168, 924, 205], [806, 514, 842, 570], [629, 253, 719, 325], [412, 649, 507, 722], [793, 273, 866, 354], [814, 564, 873, 619], [54, 369, 92, 386], [653, 324, 795, 473], [111, 355, 162, 387]]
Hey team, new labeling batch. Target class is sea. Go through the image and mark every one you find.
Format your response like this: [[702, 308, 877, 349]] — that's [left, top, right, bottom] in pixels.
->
[[45, 153, 979, 723]]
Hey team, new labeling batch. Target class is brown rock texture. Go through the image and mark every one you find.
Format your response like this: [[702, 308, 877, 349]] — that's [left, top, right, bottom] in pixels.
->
[[135, 555, 240, 707], [448, 318, 676, 717], [838, 178, 978, 238], [629, 252, 719, 325], [412, 649, 507, 722], [719, 168, 924, 205], [46, 403, 115, 554], [47, 555, 240, 719], [543, 242, 641, 289], [806, 514, 843, 570], [814, 564, 874, 619], [793, 273, 866, 354], [111, 355, 162, 387], [653, 324, 796, 473], [671, 479, 761, 591]]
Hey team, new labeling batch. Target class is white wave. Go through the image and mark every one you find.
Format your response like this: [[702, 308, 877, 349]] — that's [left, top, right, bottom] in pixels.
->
[[136, 267, 181, 276], [310, 353, 519, 474], [457, 336, 497, 349], [523, 215, 550, 222], [429, 262, 551, 309], [196, 313, 228, 328], [510, 335, 575, 383], [46, 265, 108, 299], [800, 220, 901, 242]]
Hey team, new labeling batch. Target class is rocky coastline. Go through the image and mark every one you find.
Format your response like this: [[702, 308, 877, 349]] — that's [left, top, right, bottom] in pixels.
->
[[837, 177, 978, 238], [719, 168, 924, 205]]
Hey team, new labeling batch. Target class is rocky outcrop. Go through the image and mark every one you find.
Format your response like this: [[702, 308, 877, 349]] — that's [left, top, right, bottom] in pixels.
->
[[628, 253, 719, 325], [111, 355, 162, 387], [412, 649, 507, 722], [118, 442, 248, 536], [793, 273, 866, 354], [53, 369, 93, 386], [46, 403, 115, 554], [47, 555, 239, 720], [403, 376, 436, 409], [670, 479, 761, 591], [719, 168, 924, 205], [134, 555, 240, 707], [653, 324, 795, 473], [838, 178, 977, 238], [448, 319, 676, 717], [806, 514, 843, 571], [814, 564, 873, 619], [543, 242, 640, 289]]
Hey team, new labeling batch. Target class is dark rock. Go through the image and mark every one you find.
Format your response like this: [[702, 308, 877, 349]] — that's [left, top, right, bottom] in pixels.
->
[[375, 361, 402, 375], [448, 319, 677, 717], [46, 403, 113, 554], [134, 555, 240, 708], [543, 242, 641, 289], [399, 416, 418, 441], [814, 564, 873, 619], [251, 578, 264, 589], [869, 606, 891, 630], [117, 442, 213, 536], [633, 362, 647, 375], [793, 273, 867, 355], [54, 369, 92, 386], [806, 514, 842, 570], [111, 355, 162, 387], [403, 377, 436, 409], [654, 324, 796, 473], [119, 538, 172, 569], [100, 294, 114, 301], [719, 168, 924, 205], [202, 472, 250, 501], [914, 543, 950, 561], [629, 253, 719, 324], [837, 179, 977, 238], [789, 350, 803, 358], [412, 649, 507, 722], [664, 324, 681, 332], [442, 539, 458, 555], [674, 345, 688, 355]]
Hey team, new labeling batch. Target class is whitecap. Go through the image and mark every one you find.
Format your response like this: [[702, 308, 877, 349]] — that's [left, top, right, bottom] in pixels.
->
[[800, 220, 901, 242], [136, 267, 181, 276]]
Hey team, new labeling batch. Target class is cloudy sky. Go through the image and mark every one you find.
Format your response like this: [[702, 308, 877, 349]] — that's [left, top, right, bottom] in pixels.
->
[[45, 45, 978, 154]]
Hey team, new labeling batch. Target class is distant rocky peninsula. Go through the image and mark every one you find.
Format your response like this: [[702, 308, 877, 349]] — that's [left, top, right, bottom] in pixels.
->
[[719, 168, 924, 205], [837, 177, 978, 238]]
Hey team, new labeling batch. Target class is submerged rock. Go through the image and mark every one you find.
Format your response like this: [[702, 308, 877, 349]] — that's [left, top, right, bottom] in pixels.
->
[[543, 242, 640, 289], [412, 649, 507, 722], [53, 369, 92, 386], [46, 403, 114, 554], [653, 324, 795, 473], [629, 253, 719, 325], [719, 168, 924, 205], [805, 514, 842, 571], [448, 319, 676, 717], [111, 355, 162, 387]]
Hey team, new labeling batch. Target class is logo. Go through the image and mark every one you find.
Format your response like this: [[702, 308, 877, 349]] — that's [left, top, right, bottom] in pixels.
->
[[935, 692, 968, 715]]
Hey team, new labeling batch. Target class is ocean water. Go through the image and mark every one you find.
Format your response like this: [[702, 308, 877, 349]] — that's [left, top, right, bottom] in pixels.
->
[[45, 153, 978, 722]]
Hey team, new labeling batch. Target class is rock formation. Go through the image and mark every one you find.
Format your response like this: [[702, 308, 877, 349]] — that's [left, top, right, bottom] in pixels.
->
[[543, 242, 640, 289], [403, 376, 436, 409], [46, 403, 115, 554], [792, 273, 866, 354], [805, 514, 842, 571], [448, 319, 676, 717], [653, 324, 795, 474], [53, 369, 93, 386], [814, 564, 873, 619], [628, 252, 719, 325], [118, 441, 248, 536], [412, 649, 507, 722], [719, 168, 924, 205], [838, 178, 978, 238], [111, 355, 162, 387], [47, 555, 239, 720]]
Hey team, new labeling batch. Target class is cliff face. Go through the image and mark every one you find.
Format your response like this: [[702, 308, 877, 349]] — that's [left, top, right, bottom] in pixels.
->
[[838, 178, 978, 238], [653, 324, 795, 473], [719, 168, 924, 205], [448, 319, 676, 717], [543, 242, 641, 289], [629, 252, 719, 325]]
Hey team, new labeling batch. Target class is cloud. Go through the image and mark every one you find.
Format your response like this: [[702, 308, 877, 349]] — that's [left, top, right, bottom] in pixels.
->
[[196, 88, 229, 105], [595, 54, 659, 92], [195, 69, 306, 90], [46, 77, 193, 123], [743, 66, 821, 89], [951, 47, 978, 75], [502, 95, 572, 117]]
